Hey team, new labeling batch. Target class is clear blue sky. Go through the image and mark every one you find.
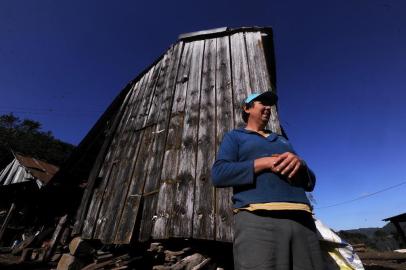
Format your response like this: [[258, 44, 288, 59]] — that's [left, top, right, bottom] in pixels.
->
[[1, 0, 405, 231]]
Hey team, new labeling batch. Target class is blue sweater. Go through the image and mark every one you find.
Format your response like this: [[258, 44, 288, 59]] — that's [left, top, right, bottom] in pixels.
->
[[211, 128, 315, 209]]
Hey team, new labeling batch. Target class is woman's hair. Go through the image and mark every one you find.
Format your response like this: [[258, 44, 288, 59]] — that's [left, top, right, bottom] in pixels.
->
[[241, 101, 255, 123]]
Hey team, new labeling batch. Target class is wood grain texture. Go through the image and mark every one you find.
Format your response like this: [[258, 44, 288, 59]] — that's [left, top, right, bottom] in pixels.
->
[[98, 64, 163, 244], [81, 82, 141, 239], [193, 38, 216, 240], [152, 42, 193, 239], [214, 36, 234, 242], [245, 32, 281, 134], [171, 39, 204, 238], [111, 60, 164, 244], [93, 70, 152, 242], [230, 32, 252, 128], [73, 86, 133, 236], [137, 42, 184, 242]]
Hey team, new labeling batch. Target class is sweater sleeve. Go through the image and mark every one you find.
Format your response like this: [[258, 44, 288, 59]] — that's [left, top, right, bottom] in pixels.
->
[[294, 159, 317, 192], [286, 139, 317, 192], [301, 161, 316, 192], [211, 132, 254, 187]]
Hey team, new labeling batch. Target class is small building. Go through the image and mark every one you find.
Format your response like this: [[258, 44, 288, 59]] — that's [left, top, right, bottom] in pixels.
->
[[0, 152, 59, 189], [0, 153, 59, 246], [383, 213, 406, 246], [71, 26, 283, 245]]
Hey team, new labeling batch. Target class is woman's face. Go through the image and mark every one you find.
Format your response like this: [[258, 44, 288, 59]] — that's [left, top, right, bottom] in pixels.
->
[[245, 99, 272, 124]]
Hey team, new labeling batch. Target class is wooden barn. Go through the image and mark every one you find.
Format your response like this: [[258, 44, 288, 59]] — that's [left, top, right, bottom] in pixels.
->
[[72, 27, 283, 245]]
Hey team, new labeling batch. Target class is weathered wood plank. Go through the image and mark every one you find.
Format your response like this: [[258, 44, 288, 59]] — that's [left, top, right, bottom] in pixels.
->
[[114, 42, 184, 243], [78, 84, 136, 238], [245, 31, 281, 134], [138, 42, 184, 242], [114, 51, 174, 244], [96, 66, 159, 243], [193, 38, 217, 240], [90, 74, 149, 241], [214, 36, 234, 242], [146, 53, 173, 127], [111, 59, 165, 244], [152, 41, 193, 239], [103, 62, 163, 243], [171, 39, 204, 238], [0, 203, 15, 242], [113, 125, 154, 243], [72, 87, 132, 235], [135, 61, 163, 130], [82, 76, 142, 239], [230, 32, 252, 128], [113, 52, 171, 243]]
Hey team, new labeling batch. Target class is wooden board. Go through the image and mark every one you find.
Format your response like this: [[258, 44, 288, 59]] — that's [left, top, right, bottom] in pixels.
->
[[152, 41, 194, 239], [73, 84, 133, 236], [81, 82, 141, 239], [87, 74, 147, 239], [138, 42, 184, 242], [170, 39, 204, 237], [96, 64, 163, 243], [245, 31, 281, 134], [112, 51, 173, 244], [193, 38, 217, 240], [113, 125, 153, 243], [230, 32, 252, 128], [214, 36, 234, 242], [109, 62, 164, 244]]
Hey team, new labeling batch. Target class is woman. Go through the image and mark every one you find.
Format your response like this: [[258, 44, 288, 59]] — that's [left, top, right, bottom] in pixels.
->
[[211, 91, 324, 270]]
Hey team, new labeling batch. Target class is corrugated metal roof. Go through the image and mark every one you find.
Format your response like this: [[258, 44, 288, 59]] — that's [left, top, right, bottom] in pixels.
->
[[14, 154, 59, 185]]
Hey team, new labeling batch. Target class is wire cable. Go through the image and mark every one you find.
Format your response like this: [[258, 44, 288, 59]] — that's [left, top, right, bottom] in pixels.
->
[[315, 180, 406, 209]]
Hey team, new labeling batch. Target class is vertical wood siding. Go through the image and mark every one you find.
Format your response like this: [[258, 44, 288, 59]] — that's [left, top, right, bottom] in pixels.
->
[[78, 30, 280, 244]]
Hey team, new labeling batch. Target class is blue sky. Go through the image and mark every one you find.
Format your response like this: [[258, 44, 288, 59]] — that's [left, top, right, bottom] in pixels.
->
[[1, 0, 405, 231]]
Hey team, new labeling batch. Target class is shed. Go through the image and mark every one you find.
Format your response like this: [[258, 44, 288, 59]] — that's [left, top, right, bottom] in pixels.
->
[[72, 27, 283, 244], [0, 152, 59, 189], [0, 153, 59, 244], [383, 213, 406, 246]]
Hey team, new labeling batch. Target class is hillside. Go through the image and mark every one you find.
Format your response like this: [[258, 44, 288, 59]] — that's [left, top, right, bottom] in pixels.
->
[[338, 222, 406, 251]]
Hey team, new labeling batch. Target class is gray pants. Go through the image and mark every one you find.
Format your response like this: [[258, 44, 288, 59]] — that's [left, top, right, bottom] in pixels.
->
[[233, 210, 324, 270]]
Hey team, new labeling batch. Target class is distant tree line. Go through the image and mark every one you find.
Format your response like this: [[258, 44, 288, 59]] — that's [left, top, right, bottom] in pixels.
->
[[338, 222, 406, 251], [0, 113, 75, 169]]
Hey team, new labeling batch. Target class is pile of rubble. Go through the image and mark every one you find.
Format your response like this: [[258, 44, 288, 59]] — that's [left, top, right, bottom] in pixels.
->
[[0, 214, 70, 269], [56, 239, 233, 270], [359, 251, 406, 270]]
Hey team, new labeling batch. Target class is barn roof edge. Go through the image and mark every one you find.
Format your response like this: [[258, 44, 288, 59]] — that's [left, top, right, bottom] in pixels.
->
[[178, 26, 273, 41]]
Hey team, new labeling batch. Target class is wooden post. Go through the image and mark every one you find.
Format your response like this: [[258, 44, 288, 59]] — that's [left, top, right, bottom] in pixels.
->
[[44, 214, 68, 261], [0, 202, 16, 243]]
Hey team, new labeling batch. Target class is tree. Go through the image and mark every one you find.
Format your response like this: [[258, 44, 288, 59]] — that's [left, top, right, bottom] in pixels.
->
[[0, 113, 19, 129], [0, 114, 75, 169], [19, 119, 42, 133]]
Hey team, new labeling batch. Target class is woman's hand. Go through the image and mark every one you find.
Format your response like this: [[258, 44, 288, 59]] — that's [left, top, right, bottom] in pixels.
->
[[273, 152, 303, 179], [254, 154, 281, 174], [254, 152, 304, 179]]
